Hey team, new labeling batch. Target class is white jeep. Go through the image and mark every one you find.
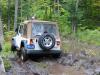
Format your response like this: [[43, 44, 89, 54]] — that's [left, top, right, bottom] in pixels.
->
[[11, 20, 62, 61]]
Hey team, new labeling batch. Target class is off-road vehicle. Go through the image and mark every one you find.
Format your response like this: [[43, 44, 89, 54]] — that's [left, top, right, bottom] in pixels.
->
[[11, 20, 62, 61]]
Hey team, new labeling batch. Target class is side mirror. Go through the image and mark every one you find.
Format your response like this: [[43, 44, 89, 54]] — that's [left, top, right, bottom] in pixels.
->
[[15, 27, 18, 33]]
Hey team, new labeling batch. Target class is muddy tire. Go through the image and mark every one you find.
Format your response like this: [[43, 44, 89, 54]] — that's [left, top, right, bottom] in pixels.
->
[[17, 50, 21, 58], [20, 47, 28, 62]]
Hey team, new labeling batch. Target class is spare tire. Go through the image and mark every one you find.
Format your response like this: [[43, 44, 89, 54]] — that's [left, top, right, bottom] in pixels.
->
[[38, 33, 55, 50]]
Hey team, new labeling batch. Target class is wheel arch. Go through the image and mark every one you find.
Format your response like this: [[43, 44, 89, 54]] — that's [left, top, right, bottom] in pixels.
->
[[20, 40, 26, 48]]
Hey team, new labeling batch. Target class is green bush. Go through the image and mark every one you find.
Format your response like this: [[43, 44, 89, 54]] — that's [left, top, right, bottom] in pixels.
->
[[1, 42, 11, 58], [78, 29, 100, 46], [4, 31, 15, 42], [3, 58, 12, 71]]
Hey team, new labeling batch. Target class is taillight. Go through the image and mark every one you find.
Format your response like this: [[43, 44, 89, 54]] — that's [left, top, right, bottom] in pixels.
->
[[30, 39, 33, 44], [57, 41, 60, 45]]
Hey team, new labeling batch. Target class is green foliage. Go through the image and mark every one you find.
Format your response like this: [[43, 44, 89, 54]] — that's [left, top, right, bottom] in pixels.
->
[[3, 58, 11, 71], [2, 0, 15, 30], [78, 29, 100, 46], [4, 31, 15, 42], [1, 0, 99, 46], [1, 42, 11, 58], [55, 14, 71, 37]]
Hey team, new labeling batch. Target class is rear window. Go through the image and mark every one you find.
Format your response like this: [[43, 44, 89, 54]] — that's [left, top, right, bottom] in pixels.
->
[[32, 23, 58, 37]]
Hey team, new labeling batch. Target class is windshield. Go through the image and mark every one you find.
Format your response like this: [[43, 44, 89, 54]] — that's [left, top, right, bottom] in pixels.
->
[[32, 22, 58, 37]]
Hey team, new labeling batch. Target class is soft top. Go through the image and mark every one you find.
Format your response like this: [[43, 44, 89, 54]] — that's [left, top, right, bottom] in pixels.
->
[[21, 20, 57, 25]]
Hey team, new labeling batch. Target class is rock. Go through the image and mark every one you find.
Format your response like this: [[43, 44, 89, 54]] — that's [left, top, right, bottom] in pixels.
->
[[80, 51, 87, 57], [85, 69, 95, 75], [58, 53, 78, 66], [74, 59, 86, 70], [95, 67, 100, 75], [78, 50, 89, 60]]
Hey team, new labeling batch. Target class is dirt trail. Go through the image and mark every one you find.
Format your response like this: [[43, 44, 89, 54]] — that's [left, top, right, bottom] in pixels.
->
[[7, 53, 88, 75], [6, 52, 100, 75]]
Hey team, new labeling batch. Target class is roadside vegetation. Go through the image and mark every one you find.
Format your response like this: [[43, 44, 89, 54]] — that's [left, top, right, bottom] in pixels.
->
[[0, 0, 99, 46], [1, 31, 14, 71], [1, 31, 14, 57], [78, 29, 100, 46]]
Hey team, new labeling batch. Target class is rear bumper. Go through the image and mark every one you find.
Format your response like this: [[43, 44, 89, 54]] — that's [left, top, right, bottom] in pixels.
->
[[26, 49, 61, 55]]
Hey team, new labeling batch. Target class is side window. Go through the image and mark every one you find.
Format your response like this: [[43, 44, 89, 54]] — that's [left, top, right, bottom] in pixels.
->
[[32, 23, 44, 36], [23, 25, 27, 36], [19, 25, 23, 34]]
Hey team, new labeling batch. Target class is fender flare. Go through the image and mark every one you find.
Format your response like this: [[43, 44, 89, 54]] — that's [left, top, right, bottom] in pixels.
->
[[20, 40, 27, 48]]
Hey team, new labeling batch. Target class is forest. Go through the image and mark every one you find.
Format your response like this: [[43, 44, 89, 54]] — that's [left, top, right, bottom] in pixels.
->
[[0, 0, 100, 56], [0, 0, 100, 46]]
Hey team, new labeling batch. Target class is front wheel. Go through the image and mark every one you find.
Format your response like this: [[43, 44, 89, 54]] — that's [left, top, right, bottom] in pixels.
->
[[20, 47, 28, 62]]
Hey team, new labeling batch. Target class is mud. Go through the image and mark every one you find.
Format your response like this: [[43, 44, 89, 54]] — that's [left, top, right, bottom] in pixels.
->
[[5, 52, 100, 75]]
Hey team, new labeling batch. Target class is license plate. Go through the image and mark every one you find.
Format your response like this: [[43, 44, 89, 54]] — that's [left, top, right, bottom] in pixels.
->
[[27, 44, 35, 49]]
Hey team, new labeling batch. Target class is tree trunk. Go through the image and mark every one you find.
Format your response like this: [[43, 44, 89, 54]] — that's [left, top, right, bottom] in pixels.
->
[[72, 16, 77, 34], [7, 0, 11, 31], [57, 0, 60, 14], [0, 0, 4, 51], [54, 0, 59, 14], [14, 0, 19, 31], [20, 0, 22, 22], [72, 0, 79, 34], [0, 0, 2, 17]]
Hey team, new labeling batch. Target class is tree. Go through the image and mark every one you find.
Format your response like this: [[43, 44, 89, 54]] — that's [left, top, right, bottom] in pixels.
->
[[14, 0, 19, 31], [71, 0, 79, 34], [0, 0, 4, 50], [7, 0, 11, 31]]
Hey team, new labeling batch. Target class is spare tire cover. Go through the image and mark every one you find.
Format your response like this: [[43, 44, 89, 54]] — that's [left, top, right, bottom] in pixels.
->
[[38, 33, 55, 50]]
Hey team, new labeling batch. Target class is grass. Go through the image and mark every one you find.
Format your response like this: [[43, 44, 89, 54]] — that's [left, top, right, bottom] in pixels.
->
[[0, 31, 14, 71], [1, 42, 11, 58], [61, 37, 100, 56], [3, 58, 12, 72], [0, 42, 12, 72], [77, 29, 100, 46]]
